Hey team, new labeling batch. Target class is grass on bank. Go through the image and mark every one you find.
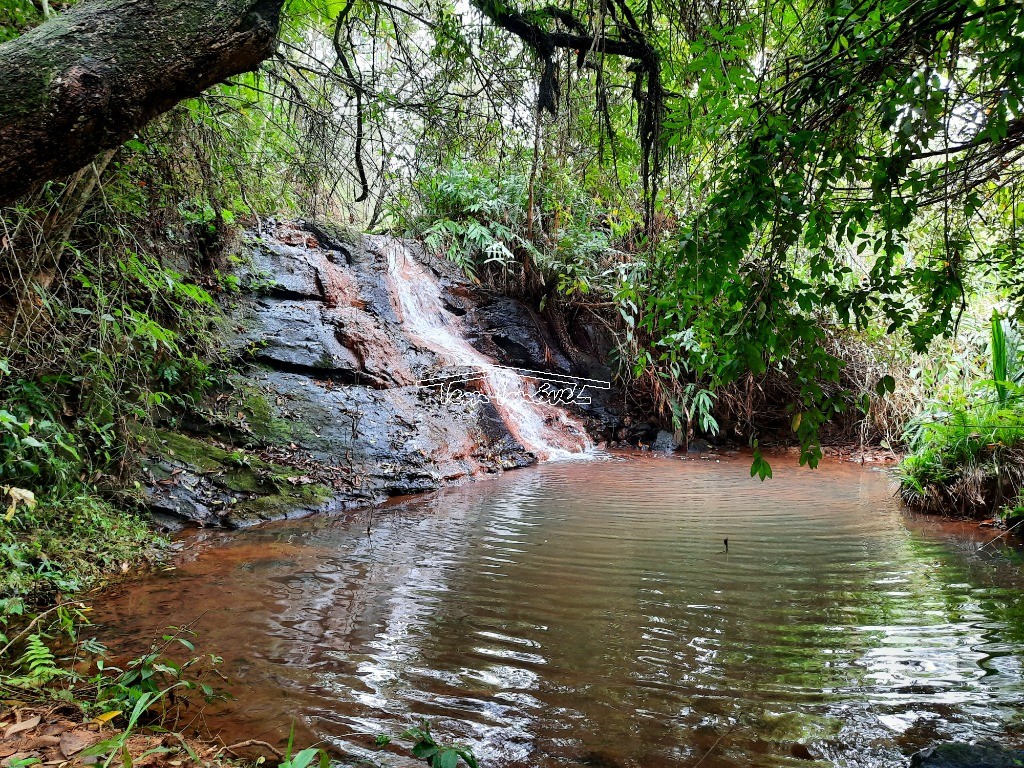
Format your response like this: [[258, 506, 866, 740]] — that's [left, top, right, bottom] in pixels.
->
[[1, 492, 165, 602], [895, 310, 1024, 521], [896, 395, 1024, 517]]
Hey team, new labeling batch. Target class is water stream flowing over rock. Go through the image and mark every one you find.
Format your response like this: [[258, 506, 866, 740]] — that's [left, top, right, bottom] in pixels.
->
[[381, 238, 592, 460], [141, 221, 615, 528]]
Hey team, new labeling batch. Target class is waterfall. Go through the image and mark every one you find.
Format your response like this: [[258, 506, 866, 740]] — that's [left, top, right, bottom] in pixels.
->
[[382, 240, 592, 461]]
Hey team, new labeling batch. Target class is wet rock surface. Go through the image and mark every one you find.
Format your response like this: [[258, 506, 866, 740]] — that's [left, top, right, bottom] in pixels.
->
[[143, 221, 623, 527], [909, 742, 1024, 767], [469, 294, 622, 436], [652, 430, 678, 453]]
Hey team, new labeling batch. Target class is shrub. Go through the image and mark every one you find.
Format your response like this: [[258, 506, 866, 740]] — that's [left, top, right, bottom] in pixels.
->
[[403, 160, 628, 297], [895, 311, 1024, 516]]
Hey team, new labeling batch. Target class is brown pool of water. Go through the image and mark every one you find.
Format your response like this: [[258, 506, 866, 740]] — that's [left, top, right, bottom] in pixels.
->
[[91, 451, 1024, 767]]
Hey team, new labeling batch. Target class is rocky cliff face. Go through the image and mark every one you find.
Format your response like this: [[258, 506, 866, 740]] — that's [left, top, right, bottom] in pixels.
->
[[142, 221, 623, 529]]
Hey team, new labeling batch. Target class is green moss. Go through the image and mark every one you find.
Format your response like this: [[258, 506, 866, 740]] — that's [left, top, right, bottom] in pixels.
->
[[231, 483, 331, 523], [202, 377, 316, 447], [144, 428, 233, 472], [142, 427, 331, 522], [241, 388, 275, 424], [0, 491, 167, 602], [145, 428, 300, 482], [308, 218, 360, 248], [240, 390, 297, 444]]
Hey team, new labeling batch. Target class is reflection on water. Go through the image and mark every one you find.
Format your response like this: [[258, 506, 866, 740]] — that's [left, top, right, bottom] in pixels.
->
[[93, 452, 1024, 767]]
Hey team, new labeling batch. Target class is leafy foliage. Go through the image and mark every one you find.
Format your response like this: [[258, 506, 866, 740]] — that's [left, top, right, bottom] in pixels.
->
[[405, 160, 631, 302], [0, 0, 49, 42], [627, 0, 1024, 463], [278, 724, 331, 768], [82, 626, 231, 743], [0, 492, 161, 600], [896, 313, 1024, 515], [377, 720, 480, 768], [411, 162, 539, 277], [17, 634, 60, 683]]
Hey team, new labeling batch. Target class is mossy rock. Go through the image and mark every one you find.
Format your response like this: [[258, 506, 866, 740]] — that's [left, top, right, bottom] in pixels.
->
[[238, 386, 312, 445], [145, 428, 236, 472], [139, 427, 332, 526], [304, 219, 360, 251], [189, 375, 317, 448], [231, 484, 332, 526]]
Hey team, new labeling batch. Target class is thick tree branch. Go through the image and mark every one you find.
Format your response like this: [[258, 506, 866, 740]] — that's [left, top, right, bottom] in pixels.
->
[[471, 0, 663, 232], [474, 0, 657, 72], [0, 0, 285, 206]]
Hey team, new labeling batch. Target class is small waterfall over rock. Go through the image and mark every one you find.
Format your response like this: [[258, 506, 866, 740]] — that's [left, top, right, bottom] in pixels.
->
[[381, 239, 592, 461], [143, 222, 610, 529]]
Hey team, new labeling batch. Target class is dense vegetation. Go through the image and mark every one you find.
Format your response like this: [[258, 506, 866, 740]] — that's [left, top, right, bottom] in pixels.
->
[[0, 0, 1023, 640]]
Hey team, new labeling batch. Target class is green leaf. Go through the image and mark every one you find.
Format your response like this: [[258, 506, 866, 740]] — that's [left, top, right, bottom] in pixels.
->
[[413, 743, 439, 759], [283, 747, 322, 768]]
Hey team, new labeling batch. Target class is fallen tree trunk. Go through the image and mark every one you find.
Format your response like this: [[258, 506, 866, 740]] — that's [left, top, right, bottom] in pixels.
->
[[0, 0, 284, 206]]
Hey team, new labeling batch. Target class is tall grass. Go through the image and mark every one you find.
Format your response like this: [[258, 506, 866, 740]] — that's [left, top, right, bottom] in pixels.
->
[[992, 309, 1009, 404]]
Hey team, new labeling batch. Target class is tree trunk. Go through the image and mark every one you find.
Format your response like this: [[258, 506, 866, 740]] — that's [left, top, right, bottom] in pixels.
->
[[0, 0, 284, 206]]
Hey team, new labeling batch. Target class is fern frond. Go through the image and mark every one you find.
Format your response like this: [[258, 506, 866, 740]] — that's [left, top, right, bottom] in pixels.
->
[[20, 633, 60, 682]]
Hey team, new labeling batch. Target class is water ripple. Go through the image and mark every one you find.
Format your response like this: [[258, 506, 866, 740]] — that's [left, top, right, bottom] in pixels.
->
[[92, 453, 1024, 768]]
